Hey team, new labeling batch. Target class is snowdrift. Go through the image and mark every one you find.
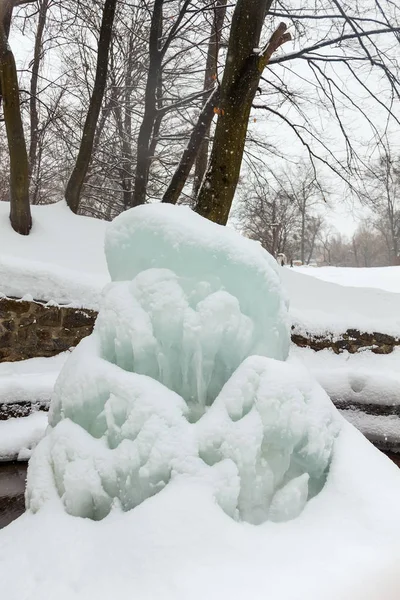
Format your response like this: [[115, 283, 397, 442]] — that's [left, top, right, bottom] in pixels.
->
[[296, 264, 400, 294], [281, 267, 400, 338], [0, 204, 396, 600], [0, 201, 108, 308]]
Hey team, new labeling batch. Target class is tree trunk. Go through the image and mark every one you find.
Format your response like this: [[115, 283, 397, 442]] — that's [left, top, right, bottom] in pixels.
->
[[307, 226, 318, 264], [0, 1, 32, 234], [192, 0, 227, 197], [195, 0, 290, 225], [29, 0, 49, 190], [131, 0, 163, 208], [300, 209, 306, 264], [271, 199, 278, 256], [65, 0, 117, 214], [162, 88, 219, 205]]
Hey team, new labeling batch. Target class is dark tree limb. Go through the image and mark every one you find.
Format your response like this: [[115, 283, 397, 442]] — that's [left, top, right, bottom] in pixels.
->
[[195, 5, 291, 225], [131, 0, 163, 208], [65, 0, 117, 214], [193, 0, 228, 198], [162, 86, 219, 205], [0, 0, 34, 234]]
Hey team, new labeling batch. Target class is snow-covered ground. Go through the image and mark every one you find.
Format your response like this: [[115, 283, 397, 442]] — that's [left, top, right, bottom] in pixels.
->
[[0, 353, 68, 406], [2, 201, 400, 337], [0, 201, 108, 308], [0, 355, 68, 460], [281, 266, 400, 337], [0, 207, 400, 600], [0, 412, 48, 462], [290, 346, 400, 450], [295, 265, 400, 294], [290, 346, 400, 408], [1, 204, 400, 599], [1, 423, 400, 600]]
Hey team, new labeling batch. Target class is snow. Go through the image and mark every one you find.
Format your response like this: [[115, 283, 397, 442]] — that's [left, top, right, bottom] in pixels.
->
[[1, 205, 400, 598], [290, 345, 400, 407], [0, 201, 108, 308], [2, 423, 400, 600], [342, 411, 400, 449], [105, 204, 289, 362], [102, 204, 289, 401], [0, 353, 68, 405], [289, 346, 400, 450], [0, 412, 48, 461], [0, 354, 67, 460], [1, 199, 399, 341], [296, 265, 400, 294], [281, 266, 400, 337]]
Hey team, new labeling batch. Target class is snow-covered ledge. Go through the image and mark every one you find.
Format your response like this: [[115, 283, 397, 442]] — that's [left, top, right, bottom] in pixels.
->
[[291, 324, 400, 354], [2, 295, 398, 365]]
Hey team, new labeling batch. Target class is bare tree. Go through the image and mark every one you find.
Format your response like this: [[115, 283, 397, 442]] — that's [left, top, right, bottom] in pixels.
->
[[65, 0, 117, 214], [362, 154, 400, 264], [238, 169, 325, 263], [0, 0, 34, 234], [194, 0, 400, 225], [192, 0, 227, 197], [28, 0, 49, 184], [194, 1, 291, 224]]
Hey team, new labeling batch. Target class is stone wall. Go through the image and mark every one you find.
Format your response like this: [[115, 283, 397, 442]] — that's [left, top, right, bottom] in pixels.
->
[[2, 296, 399, 363], [291, 325, 400, 355], [0, 297, 96, 362]]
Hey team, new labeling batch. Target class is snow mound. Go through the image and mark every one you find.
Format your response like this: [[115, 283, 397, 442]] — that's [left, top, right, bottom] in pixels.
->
[[197, 356, 339, 524], [296, 265, 400, 294], [5, 423, 400, 600], [26, 205, 338, 524], [0, 201, 108, 308], [0, 412, 48, 461], [105, 203, 289, 363], [281, 267, 400, 337]]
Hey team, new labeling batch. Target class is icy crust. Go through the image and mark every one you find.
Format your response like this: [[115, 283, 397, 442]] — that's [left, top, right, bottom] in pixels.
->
[[196, 357, 339, 524], [26, 205, 339, 524], [97, 269, 265, 410], [100, 205, 290, 407], [27, 347, 339, 523], [105, 204, 290, 363]]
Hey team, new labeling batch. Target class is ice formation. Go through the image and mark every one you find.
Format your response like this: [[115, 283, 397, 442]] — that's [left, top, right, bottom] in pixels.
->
[[26, 204, 340, 524]]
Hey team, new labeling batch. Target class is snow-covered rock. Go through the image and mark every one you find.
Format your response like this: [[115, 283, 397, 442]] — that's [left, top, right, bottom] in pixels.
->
[[26, 205, 338, 524]]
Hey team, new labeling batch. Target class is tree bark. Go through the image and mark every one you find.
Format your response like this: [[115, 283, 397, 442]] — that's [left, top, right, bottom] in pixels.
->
[[65, 0, 117, 214], [192, 0, 227, 198], [195, 1, 290, 225], [162, 88, 219, 205], [29, 0, 49, 189], [0, 0, 32, 234], [131, 0, 163, 208], [300, 205, 306, 264]]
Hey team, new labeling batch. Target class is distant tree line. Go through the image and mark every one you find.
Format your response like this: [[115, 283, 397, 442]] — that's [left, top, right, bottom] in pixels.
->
[[238, 157, 400, 267]]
